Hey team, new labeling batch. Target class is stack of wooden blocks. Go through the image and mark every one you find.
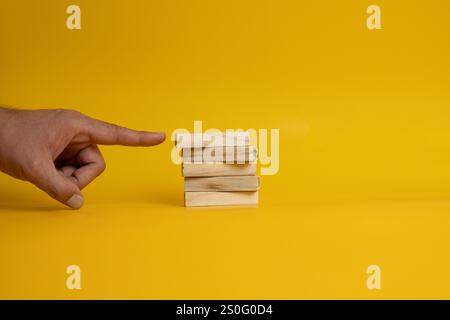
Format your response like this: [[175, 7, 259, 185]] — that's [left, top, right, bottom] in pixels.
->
[[176, 132, 259, 207]]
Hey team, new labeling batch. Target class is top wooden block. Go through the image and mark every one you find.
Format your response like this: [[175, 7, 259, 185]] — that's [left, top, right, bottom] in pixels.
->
[[175, 132, 249, 148]]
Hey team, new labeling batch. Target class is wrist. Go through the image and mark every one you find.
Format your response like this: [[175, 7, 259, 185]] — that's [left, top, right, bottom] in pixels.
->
[[0, 108, 9, 173], [0, 107, 15, 127], [0, 107, 17, 174], [0, 107, 15, 145]]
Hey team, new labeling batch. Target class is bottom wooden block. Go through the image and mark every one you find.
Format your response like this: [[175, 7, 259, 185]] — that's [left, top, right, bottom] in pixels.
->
[[184, 191, 259, 207]]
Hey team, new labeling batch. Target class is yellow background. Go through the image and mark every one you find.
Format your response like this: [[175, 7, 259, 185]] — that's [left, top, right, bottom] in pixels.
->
[[1, 0, 450, 299]]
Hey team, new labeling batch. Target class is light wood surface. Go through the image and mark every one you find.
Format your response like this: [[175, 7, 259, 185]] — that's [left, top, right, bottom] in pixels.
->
[[182, 146, 257, 164], [184, 176, 259, 192], [183, 163, 257, 177], [175, 132, 249, 148], [184, 191, 259, 207]]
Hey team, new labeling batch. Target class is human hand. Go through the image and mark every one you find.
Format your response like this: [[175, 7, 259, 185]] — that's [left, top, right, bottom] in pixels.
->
[[0, 108, 165, 209]]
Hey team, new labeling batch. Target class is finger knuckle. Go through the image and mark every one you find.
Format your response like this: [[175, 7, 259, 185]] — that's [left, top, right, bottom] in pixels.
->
[[109, 124, 121, 144], [54, 108, 81, 120], [98, 160, 106, 174], [23, 158, 44, 176]]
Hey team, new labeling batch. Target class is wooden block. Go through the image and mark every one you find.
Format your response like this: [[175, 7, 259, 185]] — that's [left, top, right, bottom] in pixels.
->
[[184, 191, 259, 207], [175, 132, 249, 148], [185, 176, 259, 192], [182, 146, 257, 164], [183, 163, 257, 177]]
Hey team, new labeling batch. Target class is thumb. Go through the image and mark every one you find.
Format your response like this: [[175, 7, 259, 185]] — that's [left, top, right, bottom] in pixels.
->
[[29, 160, 84, 209]]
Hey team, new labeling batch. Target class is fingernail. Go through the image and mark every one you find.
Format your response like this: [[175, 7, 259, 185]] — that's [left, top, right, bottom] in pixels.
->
[[66, 194, 84, 209], [155, 132, 166, 141]]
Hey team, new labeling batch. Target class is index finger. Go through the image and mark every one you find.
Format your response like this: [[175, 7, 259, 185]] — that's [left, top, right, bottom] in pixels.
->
[[83, 117, 166, 146]]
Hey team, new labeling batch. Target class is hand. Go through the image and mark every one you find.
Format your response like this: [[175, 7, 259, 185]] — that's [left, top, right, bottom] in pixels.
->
[[0, 108, 165, 209]]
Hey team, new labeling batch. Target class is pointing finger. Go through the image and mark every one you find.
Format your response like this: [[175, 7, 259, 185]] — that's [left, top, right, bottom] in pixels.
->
[[83, 117, 166, 147]]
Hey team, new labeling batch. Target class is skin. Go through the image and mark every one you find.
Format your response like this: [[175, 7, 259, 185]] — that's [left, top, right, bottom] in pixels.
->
[[0, 107, 165, 209]]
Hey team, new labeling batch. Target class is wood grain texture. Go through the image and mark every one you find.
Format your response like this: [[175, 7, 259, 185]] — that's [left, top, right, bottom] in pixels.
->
[[175, 132, 249, 148], [183, 163, 257, 177], [184, 176, 259, 192], [184, 191, 259, 207], [182, 146, 257, 164]]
